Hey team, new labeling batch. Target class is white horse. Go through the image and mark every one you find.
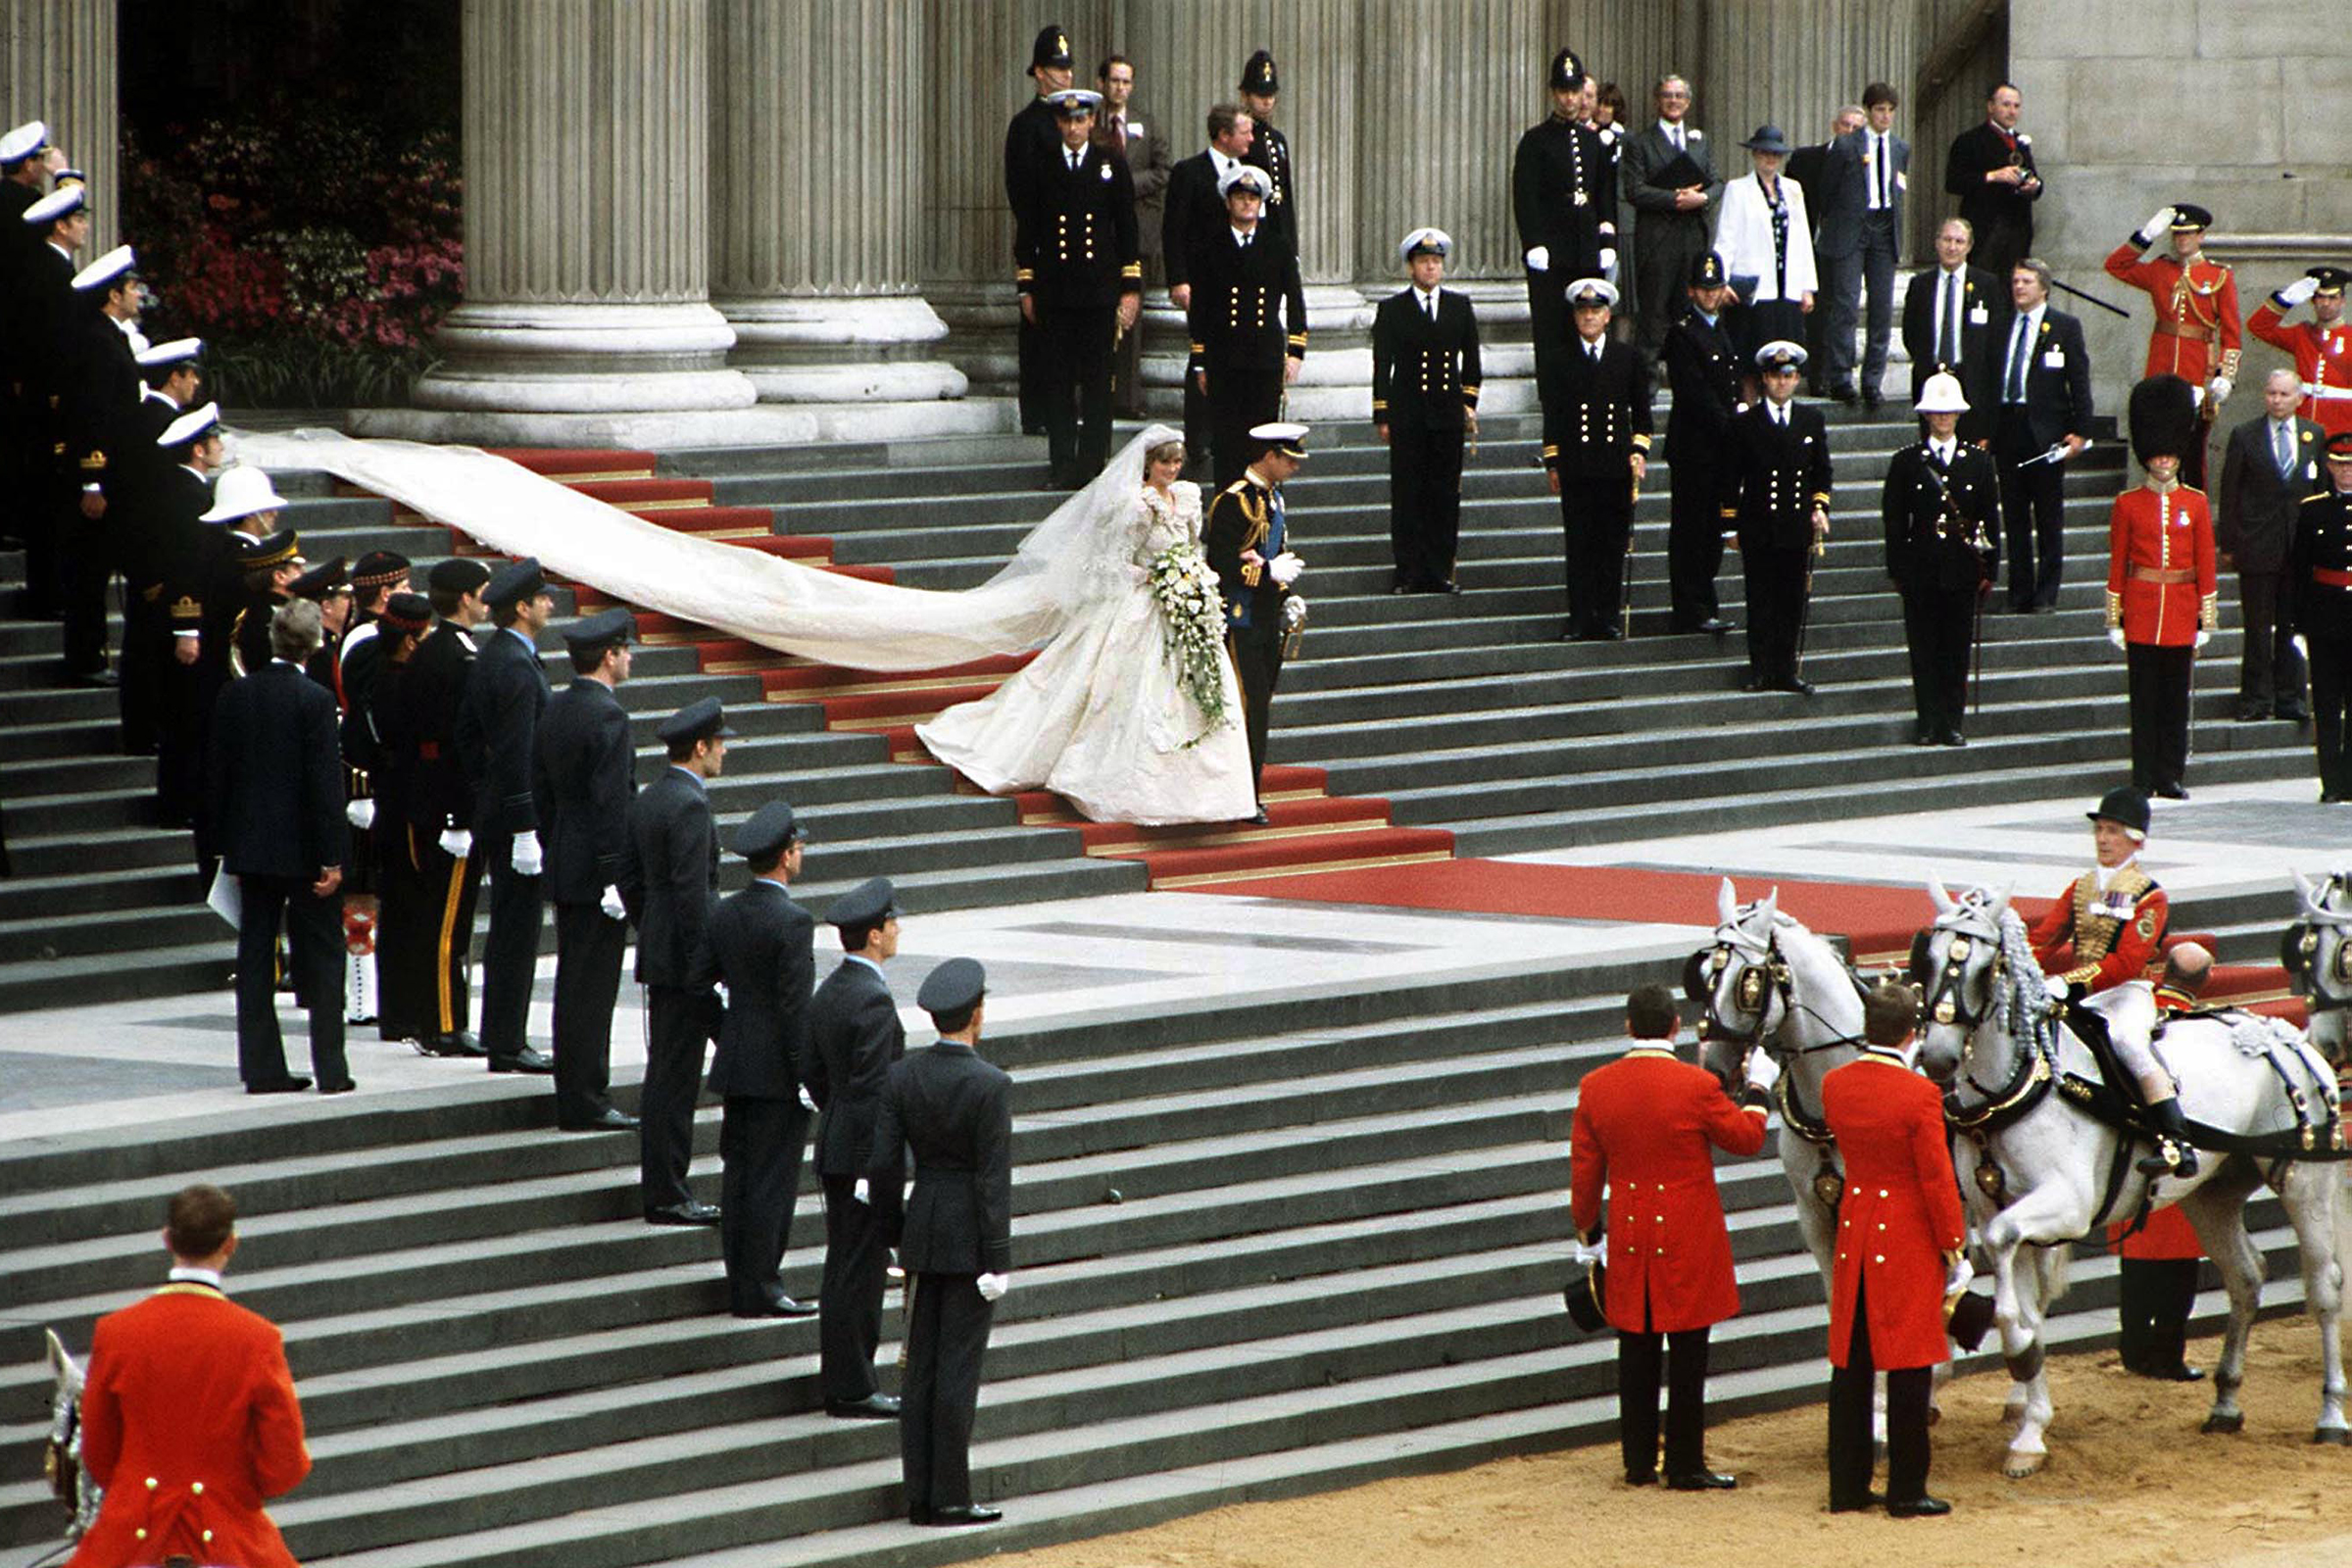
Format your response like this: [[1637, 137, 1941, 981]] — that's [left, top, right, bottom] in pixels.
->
[[45, 1327, 99, 1540], [2282, 869, 2352, 1074], [1914, 880, 2347, 1477]]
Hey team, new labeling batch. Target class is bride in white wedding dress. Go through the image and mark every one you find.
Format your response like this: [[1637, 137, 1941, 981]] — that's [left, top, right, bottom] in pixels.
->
[[916, 434, 1257, 825]]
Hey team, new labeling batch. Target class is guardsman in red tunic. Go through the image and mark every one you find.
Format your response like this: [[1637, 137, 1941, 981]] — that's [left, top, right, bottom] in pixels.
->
[[2106, 204, 2242, 486], [2106, 375, 2219, 802], [2248, 266, 2352, 438], [68, 1185, 310, 1568], [2108, 944, 2213, 1381], [1569, 984, 1768, 1490], [1820, 984, 1969, 1518]]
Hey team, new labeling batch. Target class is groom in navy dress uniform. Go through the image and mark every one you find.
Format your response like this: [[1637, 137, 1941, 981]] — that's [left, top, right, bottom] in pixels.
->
[[1204, 421, 1308, 821]]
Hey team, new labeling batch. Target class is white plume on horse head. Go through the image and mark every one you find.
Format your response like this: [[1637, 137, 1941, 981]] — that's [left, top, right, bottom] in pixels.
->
[[1716, 875, 1739, 926]]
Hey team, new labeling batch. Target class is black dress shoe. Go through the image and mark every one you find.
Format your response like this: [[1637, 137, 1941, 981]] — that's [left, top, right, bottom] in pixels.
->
[[1666, 1470, 1738, 1492], [318, 1078, 358, 1095], [246, 1076, 314, 1095], [416, 1030, 487, 1058], [1911, 724, 1936, 746], [70, 667, 120, 688], [2234, 704, 2272, 722], [1826, 382, 1858, 404], [1937, 728, 1967, 747], [1696, 616, 1735, 634], [1773, 677, 1816, 695], [1246, 806, 1269, 825], [2278, 706, 2311, 722], [1830, 1491, 1886, 1514], [1741, 675, 1766, 693], [488, 1046, 556, 1074], [560, 1106, 641, 1132], [733, 1295, 819, 1319], [2140, 1361, 2205, 1382], [1886, 1495, 1952, 1518], [826, 1393, 903, 1418], [2154, 784, 2189, 801], [920, 1504, 1002, 1527], [645, 1201, 722, 1227], [1624, 1469, 1658, 1487]]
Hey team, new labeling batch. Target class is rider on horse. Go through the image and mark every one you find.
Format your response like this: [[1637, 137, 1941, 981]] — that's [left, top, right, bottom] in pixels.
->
[[2029, 785, 2197, 1176]]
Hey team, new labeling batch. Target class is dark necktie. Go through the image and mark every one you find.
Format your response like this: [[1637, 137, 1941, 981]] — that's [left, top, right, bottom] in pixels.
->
[[2278, 421, 2296, 478], [1877, 135, 1889, 208], [1936, 274, 1958, 367], [2005, 318, 2032, 404]]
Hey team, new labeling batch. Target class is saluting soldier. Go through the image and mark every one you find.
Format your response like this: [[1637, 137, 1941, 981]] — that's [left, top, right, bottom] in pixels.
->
[[151, 402, 222, 839], [1660, 252, 1741, 634], [1513, 48, 1618, 395], [1004, 24, 1075, 437], [1186, 163, 1306, 487], [1202, 421, 1309, 819], [58, 244, 141, 685], [1237, 50, 1296, 262], [1017, 88, 1142, 490], [2107, 375, 2218, 804], [1542, 277, 1651, 642], [2107, 204, 2241, 488], [873, 956, 1014, 1528], [2248, 266, 2352, 438], [700, 802, 820, 1320], [622, 696, 734, 1228], [2287, 431, 2352, 803], [1883, 373, 2000, 747], [806, 876, 907, 1419], [535, 607, 641, 1131], [455, 559, 559, 1075], [1370, 227, 1481, 595], [1722, 341, 1833, 694]]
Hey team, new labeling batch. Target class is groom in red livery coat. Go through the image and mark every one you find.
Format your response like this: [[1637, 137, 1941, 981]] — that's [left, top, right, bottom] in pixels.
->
[[1820, 983, 1969, 1518], [69, 1184, 310, 1568], [1569, 984, 1767, 1491]]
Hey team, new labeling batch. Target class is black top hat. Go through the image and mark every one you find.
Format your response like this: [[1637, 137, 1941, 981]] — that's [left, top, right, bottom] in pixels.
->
[[1241, 49, 1279, 96], [916, 956, 986, 1017], [1548, 48, 1586, 92], [2088, 785, 2152, 837], [1688, 250, 1730, 289], [2128, 374, 2199, 468], [733, 801, 803, 860], [1030, 24, 1071, 72], [1945, 1287, 1996, 1351], [1562, 1260, 1607, 1333], [1740, 124, 1791, 155]]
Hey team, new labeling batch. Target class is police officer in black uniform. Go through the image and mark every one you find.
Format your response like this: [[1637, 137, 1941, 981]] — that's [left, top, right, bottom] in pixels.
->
[[1512, 49, 1618, 397], [1884, 372, 2000, 746], [1187, 164, 1307, 488], [536, 607, 641, 1131], [805, 875, 906, 1418], [1661, 251, 1742, 634], [1017, 88, 1142, 489], [2290, 430, 2352, 802], [1371, 227, 1482, 595], [700, 801, 820, 1318], [1542, 278, 1653, 642], [1237, 49, 1295, 262], [1005, 24, 1075, 437], [390, 558, 491, 1056], [873, 956, 1013, 1528], [1723, 341, 1835, 694], [1203, 422, 1309, 817]]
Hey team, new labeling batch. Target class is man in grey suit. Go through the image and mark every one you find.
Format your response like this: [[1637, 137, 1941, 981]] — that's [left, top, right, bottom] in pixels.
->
[[1096, 53, 1171, 419], [1814, 82, 1907, 407], [873, 957, 1013, 1528], [1619, 74, 1721, 360], [699, 801, 819, 1319], [805, 876, 906, 1418], [2218, 368, 2326, 720]]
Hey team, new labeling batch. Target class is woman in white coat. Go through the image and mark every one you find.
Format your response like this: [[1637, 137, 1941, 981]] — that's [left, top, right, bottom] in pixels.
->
[[1713, 124, 1818, 379]]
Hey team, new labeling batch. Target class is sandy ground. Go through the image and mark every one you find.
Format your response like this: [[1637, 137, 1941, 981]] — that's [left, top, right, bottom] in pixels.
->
[[991, 1320, 2352, 1568]]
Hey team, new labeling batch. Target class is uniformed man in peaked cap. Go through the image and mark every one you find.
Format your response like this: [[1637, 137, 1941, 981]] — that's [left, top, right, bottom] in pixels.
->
[[151, 401, 223, 842], [1203, 421, 1309, 818], [112, 337, 205, 757], [1187, 163, 1306, 487], [228, 529, 306, 680], [1661, 249, 1742, 633], [1006, 24, 1077, 436], [58, 244, 142, 685], [1372, 227, 1482, 595], [2249, 265, 2352, 439], [2288, 430, 2352, 803], [874, 956, 1013, 1527], [1018, 87, 1141, 489], [2107, 203, 2241, 489], [1237, 49, 1296, 261], [1543, 276, 1652, 642], [16, 181, 89, 624], [1513, 48, 1619, 398], [1722, 340, 1833, 694]]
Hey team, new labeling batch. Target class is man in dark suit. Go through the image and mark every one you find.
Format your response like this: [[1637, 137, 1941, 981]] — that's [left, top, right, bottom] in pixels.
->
[[1661, 252, 1742, 634], [1237, 50, 1296, 263], [207, 599, 352, 1095], [622, 696, 733, 1228], [456, 557, 558, 1076], [806, 876, 906, 1419], [2217, 369, 2325, 720], [1883, 373, 2000, 746], [1371, 227, 1481, 594], [1619, 74, 1721, 359], [1203, 422, 1308, 817], [1018, 88, 1142, 489], [1542, 278, 1653, 642], [1513, 48, 1617, 397], [1944, 82, 2043, 286], [1990, 258, 2094, 612], [535, 608, 641, 1132], [873, 957, 1013, 1528], [1813, 83, 1907, 407], [698, 801, 819, 1318], [1900, 218, 2004, 445], [1094, 54, 1170, 419], [1187, 164, 1306, 488], [1162, 104, 1255, 476], [1723, 341, 1835, 693], [1788, 107, 1861, 383], [1004, 24, 1074, 437]]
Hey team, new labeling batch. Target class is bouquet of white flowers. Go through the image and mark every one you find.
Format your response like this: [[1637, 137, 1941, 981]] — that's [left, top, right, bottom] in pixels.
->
[[1148, 541, 1231, 741]]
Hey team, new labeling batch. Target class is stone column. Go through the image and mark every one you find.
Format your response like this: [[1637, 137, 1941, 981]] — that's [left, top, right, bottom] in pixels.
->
[[708, 0, 971, 433], [0, 0, 118, 251], [369, 0, 760, 446], [1702, 1, 1918, 185]]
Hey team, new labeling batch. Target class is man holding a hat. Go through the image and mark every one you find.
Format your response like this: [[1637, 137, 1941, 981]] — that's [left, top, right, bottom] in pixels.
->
[[623, 696, 735, 1226], [1883, 371, 1999, 746], [1016, 87, 1142, 490], [1204, 422, 1308, 816], [1542, 276, 1652, 641], [2249, 266, 2352, 439], [1187, 161, 1307, 487], [872, 956, 1013, 1526], [1371, 227, 1481, 594], [701, 801, 819, 1317], [1660, 251, 1742, 635], [2107, 204, 2242, 486], [805, 876, 906, 1417], [2107, 375, 2218, 802], [1005, 24, 1077, 436], [2287, 430, 2352, 803], [456, 558, 559, 1076], [536, 607, 642, 1130], [1513, 48, 1618, 395], [1722, 340, 1833, 693]]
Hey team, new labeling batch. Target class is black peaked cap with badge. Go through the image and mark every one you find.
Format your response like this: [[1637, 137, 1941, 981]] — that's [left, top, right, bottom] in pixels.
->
[[427, 558, 491, 595], [484, 556, 546, 611], [287, 557, 349, 602], [657, 695, 736, 748], [828, 876, 898, 931], [733, 801, 804, 860], [238, 531, 302, 570], [916, 957, 986, 1018], [560, 607, 635, 659]]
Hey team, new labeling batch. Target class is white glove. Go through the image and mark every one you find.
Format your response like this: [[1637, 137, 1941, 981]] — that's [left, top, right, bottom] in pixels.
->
[[1281, 595, 1309, 632], [438, 827, 473, 859], [798, 1083, 817, 1112], [2208, 375, 2232, 405], [2194, 629, 2212, 651], [2294, 634, 2310, 659], [2278, 275, 2322, 309], [1598, 247, 1617, 275], [600, 883, 626, 921], [1573, 1235, 1608, 1269], [1945, 1256, 1975, 1296], [1268, 551, 1303, 587], [976, 1272, 1009, 1302], [1745, 1051, 1783, 1098], [511, 829, 544, 876], [1525, 245, 1550, 273], [2108, 627, 2128, 651], [344, 799, 376, 830], [2136, 206, 2175, 244], [852, 1177, 869, 1204]]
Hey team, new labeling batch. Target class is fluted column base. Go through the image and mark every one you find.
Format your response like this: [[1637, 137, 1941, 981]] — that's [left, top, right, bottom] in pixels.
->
[[715, 295, 967, 404], [402, 301, 755, 415]]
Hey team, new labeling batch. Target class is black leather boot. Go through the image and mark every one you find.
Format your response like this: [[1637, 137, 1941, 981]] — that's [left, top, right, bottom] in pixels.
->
[[2136, 1098, 2200, 1178]]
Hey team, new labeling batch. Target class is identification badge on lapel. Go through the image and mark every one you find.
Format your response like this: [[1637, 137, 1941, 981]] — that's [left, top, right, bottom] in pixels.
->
[[2043, 350, 2066, 368], [1969, 305, 1989, 325], [2310, 461, 2321, 481]]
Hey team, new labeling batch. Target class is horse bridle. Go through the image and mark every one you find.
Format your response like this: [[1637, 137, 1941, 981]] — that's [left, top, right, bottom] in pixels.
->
[[1921, 917, 2055, 1131], [2283, 874, 2352, 1016], [1690, 923, 1865, 1155]]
